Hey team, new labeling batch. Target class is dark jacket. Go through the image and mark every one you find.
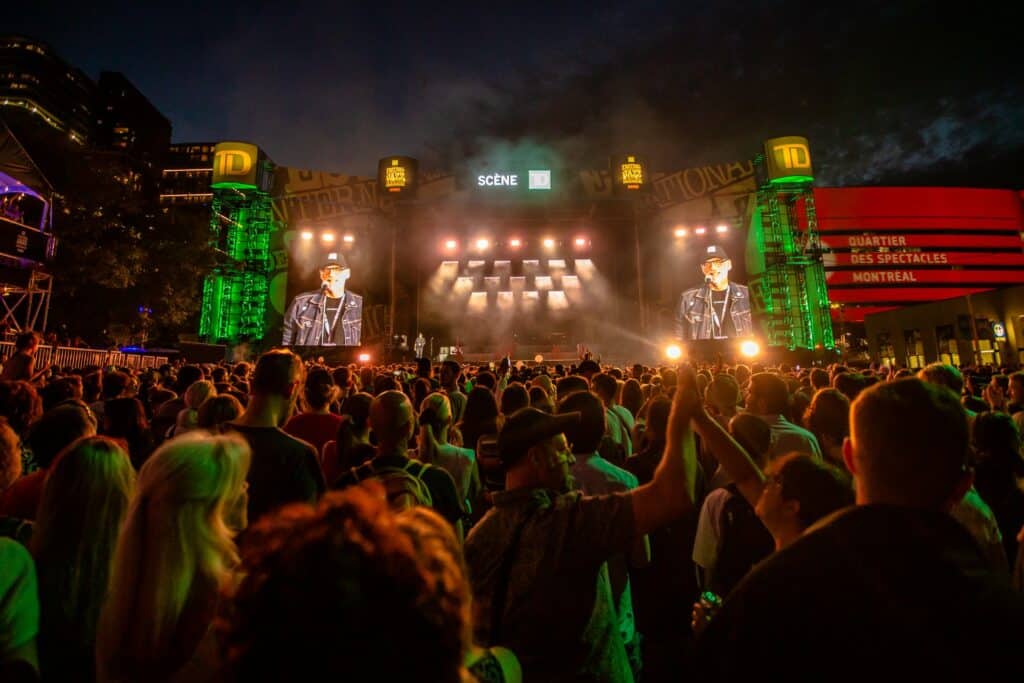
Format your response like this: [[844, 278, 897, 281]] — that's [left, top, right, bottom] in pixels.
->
[[676, 282, 751, 340], [283, 289, 362, 346]]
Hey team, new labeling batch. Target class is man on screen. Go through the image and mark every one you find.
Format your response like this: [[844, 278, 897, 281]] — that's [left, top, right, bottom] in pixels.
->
[[676, 244, 752, 340], [283, 255, 363, 346]]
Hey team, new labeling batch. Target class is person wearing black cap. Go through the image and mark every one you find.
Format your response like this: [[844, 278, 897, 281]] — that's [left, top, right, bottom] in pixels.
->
[[464, 367, 704, 683], [676, 244, 752, 341], [282, 254, 363, 346]]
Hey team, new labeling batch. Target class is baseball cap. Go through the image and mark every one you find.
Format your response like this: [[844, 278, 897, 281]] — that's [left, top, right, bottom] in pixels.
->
[[702, 244, 730, 262], [320, 253, 350, 271], [498, 407, 581, 464]]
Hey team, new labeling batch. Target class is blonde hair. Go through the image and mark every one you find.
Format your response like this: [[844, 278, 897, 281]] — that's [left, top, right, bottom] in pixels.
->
[[184, 380, 217, 410], [32, 436, 135, 662], [96, 431, 250, 679]]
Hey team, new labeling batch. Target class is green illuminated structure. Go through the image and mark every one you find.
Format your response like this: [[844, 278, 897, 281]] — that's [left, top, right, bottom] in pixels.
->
[[199, 143, 276, 344], [745, 154, 834, 350]]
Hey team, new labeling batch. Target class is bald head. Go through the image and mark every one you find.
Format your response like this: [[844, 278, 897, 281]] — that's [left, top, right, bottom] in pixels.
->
[[370, 390, 415, 449]]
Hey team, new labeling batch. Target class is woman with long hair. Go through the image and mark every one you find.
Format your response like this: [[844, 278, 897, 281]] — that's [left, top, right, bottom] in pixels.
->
[[103, 397, 155, 470], [31, 436, 135, 682], [322, 392, 375, 486], [457, 387, 500, 455], [96, 432, 250, 682], [284, 367, 342, 455], [196, 395, 244, 434]]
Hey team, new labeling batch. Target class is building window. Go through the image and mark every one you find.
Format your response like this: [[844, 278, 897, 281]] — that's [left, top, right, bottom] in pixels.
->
[[877, 332, 896, 368], [904, 329, 924, 370], [935, 324, 959, 367]]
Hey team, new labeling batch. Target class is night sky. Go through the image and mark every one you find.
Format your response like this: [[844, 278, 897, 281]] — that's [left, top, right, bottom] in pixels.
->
[[10, 1, 1024, 186]]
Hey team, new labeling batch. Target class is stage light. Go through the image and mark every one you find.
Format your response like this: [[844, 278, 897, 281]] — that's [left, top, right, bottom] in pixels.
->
[[695, 226, 706, 235], [716, 224, 729, 234], [322, 231, 336, 243], [674, 227, 687, 238], [740, 340, 760, 358], [476, 238, 490, 251], [509, 238, 522, 248], [574, 236, 588, 247], [444, 239, 458, 250], [665, 344, 682, 360], [300, 230, 314, 241], [358, 353, 371, 363], [534, 354, 544, 363], [343, 233, 355, 243], [543, 237, 556, 249]]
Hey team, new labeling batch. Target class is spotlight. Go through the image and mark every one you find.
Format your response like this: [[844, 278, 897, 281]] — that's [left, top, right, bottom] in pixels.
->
[[358, 352, 371, 363], [574, 236, 588, 247], [695, 226, 706, 235], [343, 234, 355, 243], [665, 344, 682, 360], [674, 227, 687, 238], [509, 238, 522, 248], [716, 224, 729, 234], [444, 239, 458, 250], [300, 230, 314, 241], [543, 237, 555, 249], [740, 340, 760, 358], [534, 354, 544, 363], [322, 231, 336, 243], [476, 238, 490, 251]]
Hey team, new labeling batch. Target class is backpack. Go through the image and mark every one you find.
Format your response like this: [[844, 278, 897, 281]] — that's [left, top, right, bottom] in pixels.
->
[[351, 459, 433, 511], [710, 484, 775, 597]]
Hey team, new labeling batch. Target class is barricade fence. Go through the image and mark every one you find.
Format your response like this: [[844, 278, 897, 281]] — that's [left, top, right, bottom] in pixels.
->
[[0, 342, 168, 372]]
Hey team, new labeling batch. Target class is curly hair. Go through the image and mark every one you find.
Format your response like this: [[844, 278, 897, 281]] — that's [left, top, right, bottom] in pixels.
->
[[221, 485, 467, 683]]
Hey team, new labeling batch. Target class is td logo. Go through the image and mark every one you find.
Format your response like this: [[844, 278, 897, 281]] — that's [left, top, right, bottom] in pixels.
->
[[214, 148, 253, 176], [772, 142, 811, 169]]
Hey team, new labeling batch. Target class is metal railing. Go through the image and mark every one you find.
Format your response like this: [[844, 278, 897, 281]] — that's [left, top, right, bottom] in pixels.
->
[[0, 342, 168, 371]]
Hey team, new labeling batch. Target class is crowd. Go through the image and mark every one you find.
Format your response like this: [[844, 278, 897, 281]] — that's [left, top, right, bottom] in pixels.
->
[[1, 329, 1023, 681]]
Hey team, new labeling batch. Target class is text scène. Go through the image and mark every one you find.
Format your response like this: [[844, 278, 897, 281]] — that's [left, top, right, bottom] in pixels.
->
[[478, 174, 519, 187]]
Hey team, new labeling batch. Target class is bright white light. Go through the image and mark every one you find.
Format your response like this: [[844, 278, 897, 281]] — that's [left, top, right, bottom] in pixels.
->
[[535, 275, 553, 290], [543, 238, 555, 249], [322, 232, 336, 243], [468, 291, 488, 312], [358, 353, 371, 363], [509, 238, 522, 248], [674, 227, 687, 238], [695, 226, 706, 235], [716, 224, 729, 234], [300, 230, 314, 241], [574, 236, 588, 247], [665, 344, 682, 360], [549, 290, 569, 310], [740, 340, 760, 358], [343, 233, 355, 243], [444, 239, 458, 250], [476, 238, 490, 251]]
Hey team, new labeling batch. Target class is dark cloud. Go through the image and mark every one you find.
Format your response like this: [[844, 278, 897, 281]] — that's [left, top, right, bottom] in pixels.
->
[[9, 1, 1023, 184]]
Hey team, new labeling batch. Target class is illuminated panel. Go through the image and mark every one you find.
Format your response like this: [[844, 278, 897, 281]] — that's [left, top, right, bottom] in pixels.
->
[[575, 258, 596, 281], [829, 252, 1024, 267], [510, 276, 526, 292], [453, 276, 474, 295], [468, 291, 487, 312], [561, 275, 580, 289], [484, 276, 501, 288], [548, 259, 566, 269], [813, 187, 1023, 232], [826, 270, 1024, 286], [549, 290, 569, 310], [497, 291, 514, 310], [820, 234, 1024, 250], [535, 275, 553, 290]]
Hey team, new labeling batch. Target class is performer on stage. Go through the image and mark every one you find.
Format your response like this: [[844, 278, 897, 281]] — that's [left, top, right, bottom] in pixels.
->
[[676, 244, 752, 341], [414, 333, 426, 358], [282, 255, 363, 346]]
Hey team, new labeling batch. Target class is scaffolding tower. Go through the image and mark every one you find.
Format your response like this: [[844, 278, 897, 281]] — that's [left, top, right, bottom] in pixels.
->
[[199, 182, 276, 344], [746, 156, 834, 351]]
